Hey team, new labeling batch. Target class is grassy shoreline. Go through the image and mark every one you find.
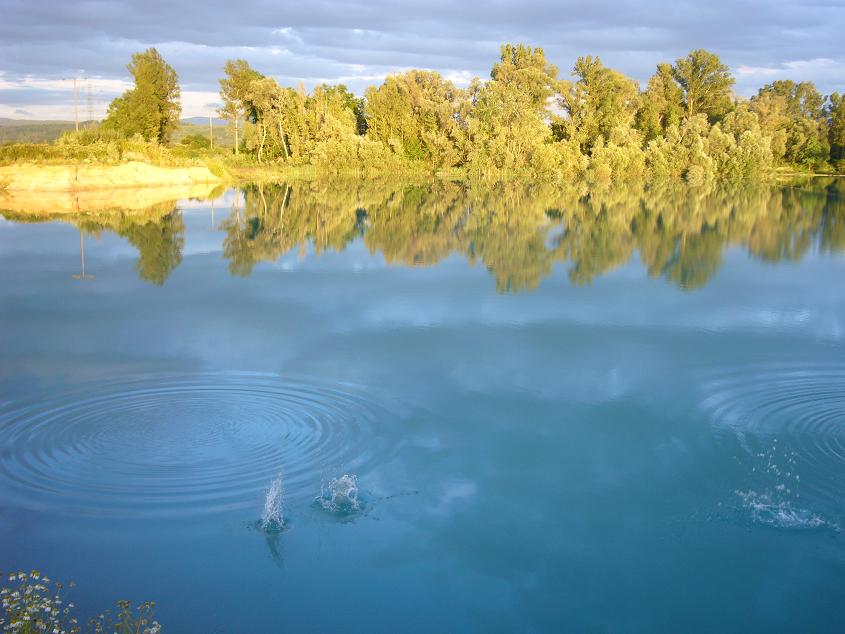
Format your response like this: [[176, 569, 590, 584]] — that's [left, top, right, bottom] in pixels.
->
[[1, 140, 842, 195]]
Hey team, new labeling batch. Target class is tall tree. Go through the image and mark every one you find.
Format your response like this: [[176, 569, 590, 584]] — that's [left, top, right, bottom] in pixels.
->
[[636, 63, 685, 142], [467, 44, 559, 172], [671, 49, 734, 122], [103, 48, 181, 143], [765, 80, 824, 118], [751, 80, 830, 167], [365, 70, 470, 167], [219, 59, 263, 155], [246, 76, 287, 163], [828, 92, 845, 163], [557, 55, 640, 152], [320, 83, 367, 134]]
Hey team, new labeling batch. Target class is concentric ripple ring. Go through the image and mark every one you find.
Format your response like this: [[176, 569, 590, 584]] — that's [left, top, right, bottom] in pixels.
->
[[0, 372, 395, 519], [698, 361, 845, 502]]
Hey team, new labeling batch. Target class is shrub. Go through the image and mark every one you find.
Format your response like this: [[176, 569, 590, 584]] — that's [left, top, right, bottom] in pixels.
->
[[179, 134, 211, 150]]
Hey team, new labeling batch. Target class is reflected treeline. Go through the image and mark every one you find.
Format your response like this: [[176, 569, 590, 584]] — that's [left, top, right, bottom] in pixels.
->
[[3, 178, 843, 290], [113, 210, 184, 285], [222, 177, 845, 292], [0, 201, 184, 286]]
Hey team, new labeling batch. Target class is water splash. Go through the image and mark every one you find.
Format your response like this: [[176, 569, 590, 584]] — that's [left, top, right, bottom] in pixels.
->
[[317, 474, 361, 513], [699, 363, 845, 526], [734, 441, 837, 531], [735, 490, 828, 530], [260, 476, 285, 532]]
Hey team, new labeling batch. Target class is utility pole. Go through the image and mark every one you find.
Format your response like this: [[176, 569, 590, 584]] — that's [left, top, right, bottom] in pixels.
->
[[209, 111, 214, 149], [73, 78, 79, 132], [86, 79, 94, 127]]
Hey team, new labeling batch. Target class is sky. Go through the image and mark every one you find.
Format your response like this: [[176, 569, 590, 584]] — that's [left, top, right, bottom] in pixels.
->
[[1, 0, 844, 120]]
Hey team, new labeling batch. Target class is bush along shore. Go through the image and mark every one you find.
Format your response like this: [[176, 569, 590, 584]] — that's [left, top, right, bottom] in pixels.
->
[[2, 44, 844, 186]]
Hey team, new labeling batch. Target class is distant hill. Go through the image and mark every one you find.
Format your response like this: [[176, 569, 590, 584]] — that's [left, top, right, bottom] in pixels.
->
[[0, 119, 88, 143], [0, 118, 81, 127], [181, 116, 228, 126]]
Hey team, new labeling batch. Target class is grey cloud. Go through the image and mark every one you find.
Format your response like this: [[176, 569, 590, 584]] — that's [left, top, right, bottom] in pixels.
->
[[0, 89, 71, 106], [1, 0, 843, 119]]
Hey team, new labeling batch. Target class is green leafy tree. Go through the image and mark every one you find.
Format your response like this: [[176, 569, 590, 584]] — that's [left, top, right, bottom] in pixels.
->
[[321, 83, 367, 134], [467, 43, 559, 174], [671, 49, 735, 122], [636, 63, 685, 142], [307, 84, 360, 144], [557, 55, 641, 153], [219, 59, 264, 155], [751, 80, 829, 167], [228, 72, 362, 166], [103, 48, 181, 143], [365, 70, 470, 167], [825, 92, 845, 164], [246, 76, 288, 163]]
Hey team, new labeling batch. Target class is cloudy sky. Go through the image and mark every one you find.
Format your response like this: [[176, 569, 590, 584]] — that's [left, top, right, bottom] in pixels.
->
[[1, 0, 844, 120]]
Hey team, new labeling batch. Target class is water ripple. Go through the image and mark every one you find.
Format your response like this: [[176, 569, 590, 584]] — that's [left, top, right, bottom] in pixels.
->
[[0, 372, 394, 519], [699, 361, 845, 509]]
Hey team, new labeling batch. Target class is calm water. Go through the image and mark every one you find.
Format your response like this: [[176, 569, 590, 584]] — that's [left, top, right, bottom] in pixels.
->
[[1, 178, 844, 631]]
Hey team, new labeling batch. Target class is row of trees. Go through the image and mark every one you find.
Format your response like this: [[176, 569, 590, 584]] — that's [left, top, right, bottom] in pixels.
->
[[97, 46, 845, 180], [217, 45, 845, 180]]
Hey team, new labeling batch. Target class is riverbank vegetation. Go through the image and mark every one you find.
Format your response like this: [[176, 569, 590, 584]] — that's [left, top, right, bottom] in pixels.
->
[[3, 46, 844, 183]]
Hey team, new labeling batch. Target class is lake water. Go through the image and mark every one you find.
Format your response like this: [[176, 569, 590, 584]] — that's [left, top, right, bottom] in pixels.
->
[[1, 178, 844, 631]]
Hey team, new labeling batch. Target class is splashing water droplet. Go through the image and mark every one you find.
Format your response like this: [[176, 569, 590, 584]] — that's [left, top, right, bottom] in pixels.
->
[[735, 489, 831, 530], [730, 439, 838, 531], [317, 474, 361, 513], [260, 476, 285, 532]]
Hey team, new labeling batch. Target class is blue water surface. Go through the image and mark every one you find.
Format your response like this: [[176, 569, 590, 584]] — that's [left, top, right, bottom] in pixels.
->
[[1, 179, 844, 632]]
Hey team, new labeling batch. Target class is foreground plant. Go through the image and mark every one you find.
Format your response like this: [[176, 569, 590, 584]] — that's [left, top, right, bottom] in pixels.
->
[[0, 570, 160, 634], [87, 600, 160, 634]]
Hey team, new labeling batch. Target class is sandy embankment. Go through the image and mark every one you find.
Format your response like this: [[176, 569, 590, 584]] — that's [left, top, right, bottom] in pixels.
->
[[0, 161, 223, 214]]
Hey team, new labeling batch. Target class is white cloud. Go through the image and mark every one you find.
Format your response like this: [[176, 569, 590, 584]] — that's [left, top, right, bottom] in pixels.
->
[[444, 70, 475, 87], [733, 57, 845, 96], [0, 75, 131, 93], [180, 90, 224, 117]]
